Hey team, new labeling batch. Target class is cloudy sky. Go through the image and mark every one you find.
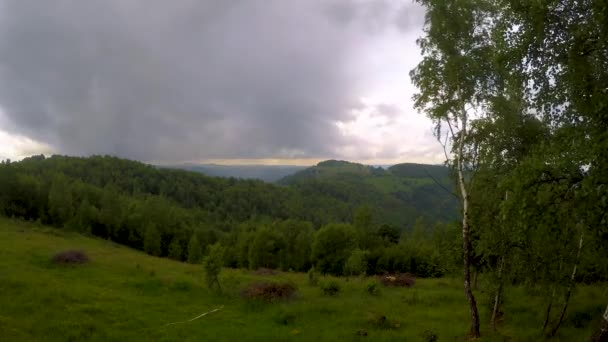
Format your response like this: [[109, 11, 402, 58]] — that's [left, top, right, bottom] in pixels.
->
[[0, 0, 443, 165]]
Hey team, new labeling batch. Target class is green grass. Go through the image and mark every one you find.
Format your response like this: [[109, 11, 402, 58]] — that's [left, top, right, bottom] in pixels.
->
[[0, 218, 605, 341]]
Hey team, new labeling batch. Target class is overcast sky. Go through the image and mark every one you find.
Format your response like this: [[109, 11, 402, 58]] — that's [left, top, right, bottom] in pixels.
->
[[0, 0, 443, 165]]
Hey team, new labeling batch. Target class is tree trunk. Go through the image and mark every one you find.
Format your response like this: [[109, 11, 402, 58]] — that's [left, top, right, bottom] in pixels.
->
[[456, 108, 480, 338], [589, 304, 608, 342], [549, 232, 584, 337], [491, 256, 505, 331], [541, 287, 555, 334]]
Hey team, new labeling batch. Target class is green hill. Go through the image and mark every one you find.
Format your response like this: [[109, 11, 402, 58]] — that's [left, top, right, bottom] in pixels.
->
[[0, 218, 602, 341], [278, 160, 458, 224]]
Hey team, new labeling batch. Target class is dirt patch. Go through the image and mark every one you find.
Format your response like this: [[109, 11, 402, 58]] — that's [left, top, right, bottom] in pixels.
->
[[241, 282, 297, 302], [52, 250, 90, 265], [378, 273, 415, 287]]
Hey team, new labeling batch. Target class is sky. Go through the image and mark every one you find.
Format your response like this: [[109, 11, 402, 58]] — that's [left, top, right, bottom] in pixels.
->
[[0, 0, 444, 166]]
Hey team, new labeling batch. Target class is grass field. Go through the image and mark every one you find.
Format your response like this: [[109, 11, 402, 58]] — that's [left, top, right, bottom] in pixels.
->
[[0, 218, 605, 341]]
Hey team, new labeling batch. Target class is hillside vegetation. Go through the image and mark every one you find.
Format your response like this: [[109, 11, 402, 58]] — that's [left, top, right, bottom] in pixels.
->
[[279, 160, 457, 223], [0, 218, 605, 341], [0, 155, 460, 277]]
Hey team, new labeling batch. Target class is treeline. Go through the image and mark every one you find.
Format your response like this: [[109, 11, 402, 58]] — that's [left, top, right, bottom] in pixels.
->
[[0, 154, 459, 277]]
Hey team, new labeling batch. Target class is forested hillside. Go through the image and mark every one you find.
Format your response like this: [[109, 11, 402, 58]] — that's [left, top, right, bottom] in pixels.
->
[[0, 154, 460, 277], [279, 160, 457, 223]]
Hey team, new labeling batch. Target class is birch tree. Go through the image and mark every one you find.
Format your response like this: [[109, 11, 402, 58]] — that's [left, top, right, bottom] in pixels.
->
[[411, 0, 496, 337]]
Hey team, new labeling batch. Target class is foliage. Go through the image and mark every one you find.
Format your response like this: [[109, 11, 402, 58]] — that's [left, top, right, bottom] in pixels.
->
[[343, 249, 367, 276], [143, 224, 161, 257], [365, 279, 380, 296], [319, 279, 340, 296], [203, 243, 224, 290], [312, 223, 357, 275], [187, 234, 202, 264], [167, 237, 183, 261], [248, 226, 285, 270]]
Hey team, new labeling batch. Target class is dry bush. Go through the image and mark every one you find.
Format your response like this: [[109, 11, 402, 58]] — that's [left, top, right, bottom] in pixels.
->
[[241, 282, 297, 302], [378, 273, 416, 287], [52, 250, 89, 265]]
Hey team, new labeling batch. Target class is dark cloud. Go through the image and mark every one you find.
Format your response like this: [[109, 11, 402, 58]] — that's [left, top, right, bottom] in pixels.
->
[[0, 0, 424, 162]]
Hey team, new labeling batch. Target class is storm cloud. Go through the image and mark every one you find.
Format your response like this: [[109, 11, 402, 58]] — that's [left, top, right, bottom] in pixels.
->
[[0, 0, 425, 162]]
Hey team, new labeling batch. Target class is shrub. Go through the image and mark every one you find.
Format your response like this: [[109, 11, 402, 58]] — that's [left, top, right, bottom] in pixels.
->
[[320, 279, 340, 296], [203, 243, 224, 290], [421, 329, 438, 342], [365, 279, 380, 295], [52, 250, 89, 265], [378, 273, 416, 287], [241, 282, 297, 303]]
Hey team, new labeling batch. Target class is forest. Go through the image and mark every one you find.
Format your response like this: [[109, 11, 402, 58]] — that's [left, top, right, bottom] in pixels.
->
[[0, 0, 607, 340], [0, 154, 460, 278]]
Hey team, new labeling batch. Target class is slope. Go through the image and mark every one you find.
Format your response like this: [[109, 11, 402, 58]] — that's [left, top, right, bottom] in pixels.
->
[[0, 218, 602, 341]]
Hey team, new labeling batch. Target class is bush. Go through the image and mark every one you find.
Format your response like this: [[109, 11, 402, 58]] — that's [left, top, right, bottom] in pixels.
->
[[203, 243, 224, 290], [241, 282, 297, 302], [421, 329, 438, 342], [52, 250, 89, 265], [365, 279, 380, 295], [378, 273, 416, 287], [320, 279, 340, 296]]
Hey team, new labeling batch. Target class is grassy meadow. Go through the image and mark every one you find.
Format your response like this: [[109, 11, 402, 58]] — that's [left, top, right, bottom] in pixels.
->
[[0, 218, 605, 341]]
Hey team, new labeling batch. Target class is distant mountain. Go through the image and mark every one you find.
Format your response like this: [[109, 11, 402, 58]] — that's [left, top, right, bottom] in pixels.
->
[[160, 164, 307, 182], [279, 160, 458, 224]]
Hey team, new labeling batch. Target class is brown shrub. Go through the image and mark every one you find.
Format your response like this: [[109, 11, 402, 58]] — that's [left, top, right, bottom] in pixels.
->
[[378, 273, 416, 287], [52, 250, 89, 265], [241, 282, 297, 302]]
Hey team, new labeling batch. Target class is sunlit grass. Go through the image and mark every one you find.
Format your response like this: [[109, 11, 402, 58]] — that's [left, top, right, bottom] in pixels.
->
[[0, 218, 604, 341]]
